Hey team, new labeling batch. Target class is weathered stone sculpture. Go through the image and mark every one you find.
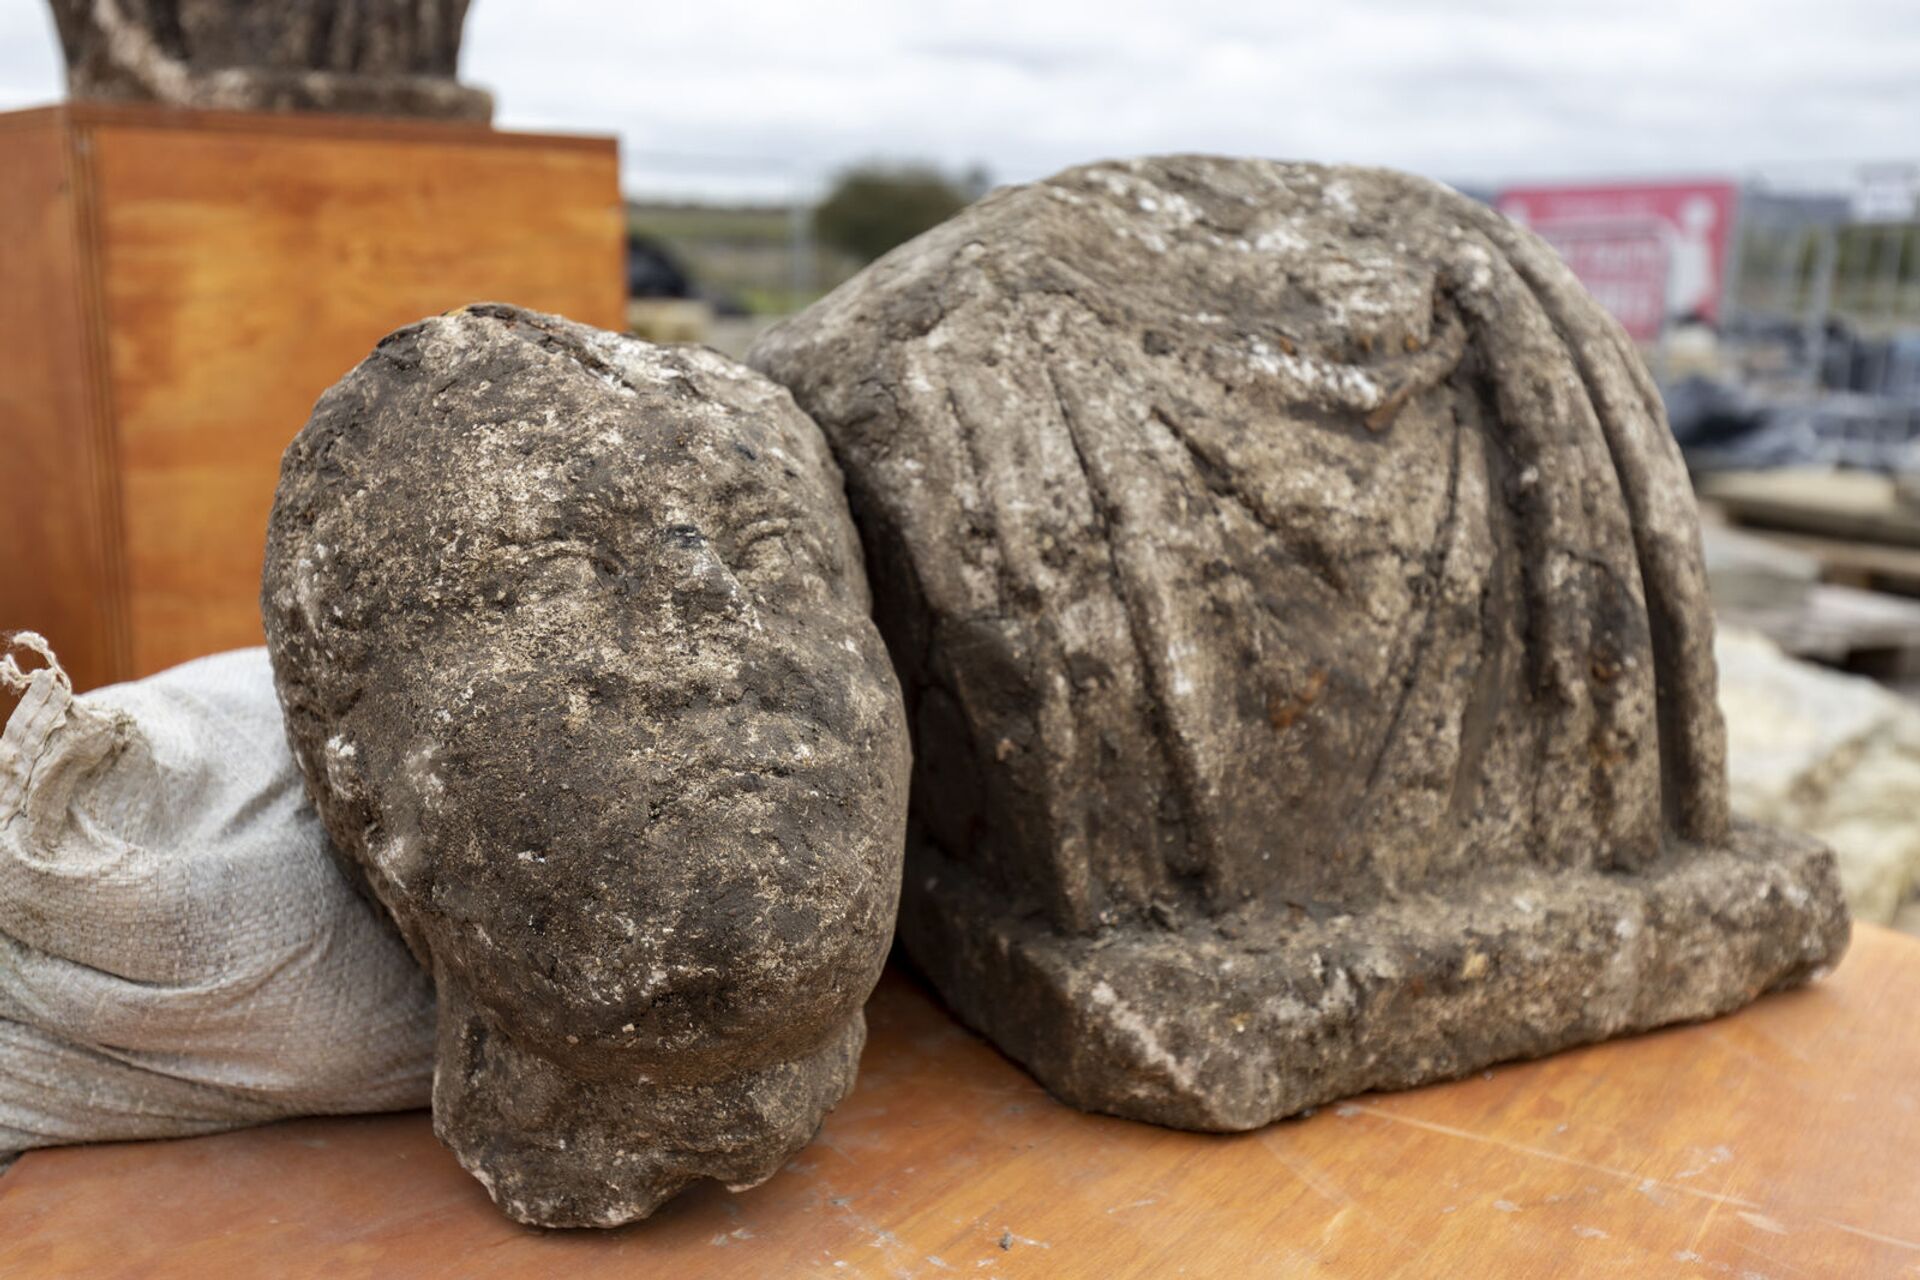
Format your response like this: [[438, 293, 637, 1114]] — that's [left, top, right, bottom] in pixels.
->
[[48, 0, 492, 120], [750, 157, 1851, 1131], [262, 304, 910, 1226]]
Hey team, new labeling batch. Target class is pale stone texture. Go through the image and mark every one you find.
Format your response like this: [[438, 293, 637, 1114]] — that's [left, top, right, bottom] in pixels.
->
[[1718, 626, 1920, 926], [263, 304, 909, 1225], [751, 157, 1850, 1131], [48, 0, 492, 120]]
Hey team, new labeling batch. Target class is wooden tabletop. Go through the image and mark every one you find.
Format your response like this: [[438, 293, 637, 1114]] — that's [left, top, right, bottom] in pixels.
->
[[4, 925, 1918, 1278]]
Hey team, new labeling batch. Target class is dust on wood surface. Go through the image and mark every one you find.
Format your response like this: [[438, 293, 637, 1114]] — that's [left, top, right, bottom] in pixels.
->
[[3, 926, 1916, 1278]]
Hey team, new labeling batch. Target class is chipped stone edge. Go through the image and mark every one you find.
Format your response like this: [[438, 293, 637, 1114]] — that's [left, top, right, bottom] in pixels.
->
[[900, 819, 1851, 1132]]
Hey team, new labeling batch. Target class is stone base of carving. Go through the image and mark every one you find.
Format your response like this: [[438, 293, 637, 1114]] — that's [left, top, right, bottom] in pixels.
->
[[901, 820, 1849, 1131]]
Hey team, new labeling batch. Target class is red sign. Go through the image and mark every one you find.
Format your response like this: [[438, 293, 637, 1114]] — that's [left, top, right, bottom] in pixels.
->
[[1493, 181, 1740, 342]]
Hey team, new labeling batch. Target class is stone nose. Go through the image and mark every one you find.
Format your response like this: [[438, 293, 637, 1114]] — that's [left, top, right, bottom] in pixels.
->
[[655, 521, 761, 631]]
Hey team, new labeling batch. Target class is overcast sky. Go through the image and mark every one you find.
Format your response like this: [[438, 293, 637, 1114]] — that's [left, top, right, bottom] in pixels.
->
[[4, 1, 1916, 202]]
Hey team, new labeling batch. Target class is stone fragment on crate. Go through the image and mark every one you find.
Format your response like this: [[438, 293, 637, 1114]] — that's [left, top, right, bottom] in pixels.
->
[[48, 0, 494, 120]]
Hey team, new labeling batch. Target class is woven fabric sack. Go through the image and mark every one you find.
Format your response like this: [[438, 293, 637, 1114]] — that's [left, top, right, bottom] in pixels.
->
[[1, 635, 434, 1161]]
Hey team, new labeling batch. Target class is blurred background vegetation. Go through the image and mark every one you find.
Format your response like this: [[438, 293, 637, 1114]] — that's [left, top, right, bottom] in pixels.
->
[[625, 161, 982, 353]]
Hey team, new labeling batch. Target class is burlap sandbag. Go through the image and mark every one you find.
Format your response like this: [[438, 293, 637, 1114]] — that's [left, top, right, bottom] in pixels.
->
[[0, 634, 435, 1160]]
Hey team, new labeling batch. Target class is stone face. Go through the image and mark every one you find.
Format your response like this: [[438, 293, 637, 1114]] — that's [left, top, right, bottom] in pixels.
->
[[48, 0, 492, 120], [262, 304, 909, 1226], [749, 157, 1851, 1131]]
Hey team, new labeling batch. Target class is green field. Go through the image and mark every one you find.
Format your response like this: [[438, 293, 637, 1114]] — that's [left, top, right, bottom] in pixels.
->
[[628, 202, 863, 316]]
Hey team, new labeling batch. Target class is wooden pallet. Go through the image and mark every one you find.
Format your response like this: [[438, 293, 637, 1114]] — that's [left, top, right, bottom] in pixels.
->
[[1721, 523, 1920, 598], [1700, 469, 1920, 553], [1717, 580, 1920, 678]]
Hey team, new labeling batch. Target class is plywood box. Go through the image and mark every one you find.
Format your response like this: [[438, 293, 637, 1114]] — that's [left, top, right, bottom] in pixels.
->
[[0, 103, 626, 692]]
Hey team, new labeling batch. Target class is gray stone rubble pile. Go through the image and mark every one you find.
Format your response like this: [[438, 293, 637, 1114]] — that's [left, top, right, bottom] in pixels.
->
[[1718, 626, 1920, 927]]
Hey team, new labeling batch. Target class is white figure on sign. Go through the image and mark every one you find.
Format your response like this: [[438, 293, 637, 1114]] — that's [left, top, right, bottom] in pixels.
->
[[1664, 196, 1719, 323]]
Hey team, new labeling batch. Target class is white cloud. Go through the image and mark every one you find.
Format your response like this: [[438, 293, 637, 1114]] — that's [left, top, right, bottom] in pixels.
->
[[0, 5, 61, 107], [3, 0, 1917, 201]]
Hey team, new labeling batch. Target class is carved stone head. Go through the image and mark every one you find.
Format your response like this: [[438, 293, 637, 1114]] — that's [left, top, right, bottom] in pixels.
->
[[264, 305, 910, 1225]]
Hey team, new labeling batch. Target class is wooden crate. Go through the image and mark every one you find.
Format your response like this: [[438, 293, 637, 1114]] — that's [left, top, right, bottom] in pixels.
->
[[0, 103, 625, 692]]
